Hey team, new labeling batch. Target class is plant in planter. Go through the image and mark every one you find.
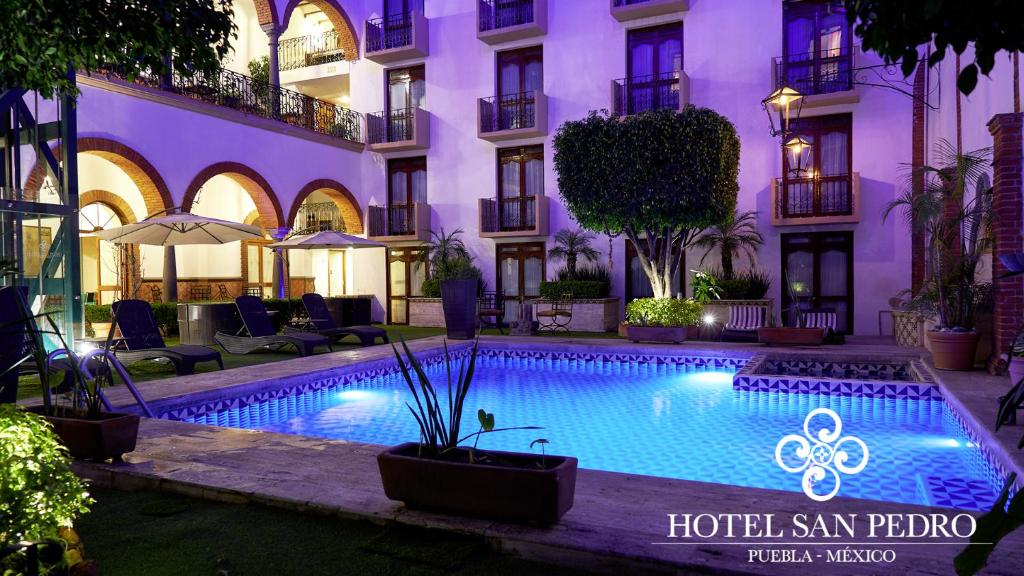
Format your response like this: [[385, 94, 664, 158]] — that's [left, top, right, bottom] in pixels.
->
[[83, 304, 113, 338], [694, 210, 764, 281], [547, 228, 601, 281], [377, 339, 577, 524], [757, 274, 827, 346], [883, 141, 993, 370], [625, 298, 702, 344], [419, 229, 484, 339], [540, 264, 611, 300]]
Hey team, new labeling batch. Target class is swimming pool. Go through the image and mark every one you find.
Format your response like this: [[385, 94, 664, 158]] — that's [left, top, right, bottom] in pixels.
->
[[161, 347, 1006, 511]]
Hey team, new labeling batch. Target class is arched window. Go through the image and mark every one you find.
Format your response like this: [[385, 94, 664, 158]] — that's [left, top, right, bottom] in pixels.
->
[[79, 202, 125, 304]]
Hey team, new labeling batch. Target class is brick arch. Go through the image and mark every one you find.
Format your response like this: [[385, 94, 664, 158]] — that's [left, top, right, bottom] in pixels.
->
[[281, 0, 359, 60], [288, 178, 363, 234], [24, 137, 172, 218], [79, 190, 138, 226], [182, 161, 284, 230], [252, 0, 279, 27], [243, 209, 262, 226]]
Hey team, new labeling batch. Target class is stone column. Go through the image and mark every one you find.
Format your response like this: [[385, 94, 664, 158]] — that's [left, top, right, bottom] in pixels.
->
[[270, 227, 290, 299], [262, 24, 282, 117], [988, 113, 1024, 372], [162, 246, 178, 302]]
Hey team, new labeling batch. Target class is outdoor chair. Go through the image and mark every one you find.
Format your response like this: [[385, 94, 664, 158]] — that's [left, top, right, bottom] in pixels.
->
[[112, 299, 223, 375], [478, 292, 504, 334], [215, 283, 232, 300], [804, 309, 841, 343], [721, 305, 766, 342], [215, 295, 331, 356], [190, 284, 212, 301], [537, 293, 573, 334], [291, 293, 388, 347]]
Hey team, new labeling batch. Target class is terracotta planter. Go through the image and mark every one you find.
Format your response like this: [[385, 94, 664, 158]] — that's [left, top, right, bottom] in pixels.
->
[[757, 327, 826, 346], [29, 408, 140, 462], [626, 324, 687, 344], [378, 442, 577, 525], [927, 331, 979, 371]]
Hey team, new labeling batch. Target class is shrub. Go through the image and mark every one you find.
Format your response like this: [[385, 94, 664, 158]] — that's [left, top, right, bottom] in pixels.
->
[[419, 256, 484, 298], [690, 270, 722, 303], [0, 405, 92, 564], [83, 304, 111, 324], [539, 280, 610, 299], [421, 277, 442, 298], [150, 302, 179, 335], [556, 264, 610, 283], [626, 298, 703, 327], [262, 298, 304, 332], [703, 268, 772, 300]]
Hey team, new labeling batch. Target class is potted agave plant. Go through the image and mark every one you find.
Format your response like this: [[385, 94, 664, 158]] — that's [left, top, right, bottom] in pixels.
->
[[377, 338, 578, 525], [2, 286, 140, 462], [624, 297, 702, 344], [883, 141, 993, 371]]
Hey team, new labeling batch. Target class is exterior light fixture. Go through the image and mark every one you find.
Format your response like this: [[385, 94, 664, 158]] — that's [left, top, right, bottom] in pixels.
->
[[784, 135, 813, 176], [702, 313, 716, 326], [763, 85, 812, 177]]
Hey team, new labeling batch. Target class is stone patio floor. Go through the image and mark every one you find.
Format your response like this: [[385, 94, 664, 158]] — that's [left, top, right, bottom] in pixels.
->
[[74, 336, 1024, 575]]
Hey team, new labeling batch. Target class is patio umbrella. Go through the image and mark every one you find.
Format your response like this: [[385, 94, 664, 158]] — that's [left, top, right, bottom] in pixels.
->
[[95, 212, 264, 246], [268, 230, 385, 250]]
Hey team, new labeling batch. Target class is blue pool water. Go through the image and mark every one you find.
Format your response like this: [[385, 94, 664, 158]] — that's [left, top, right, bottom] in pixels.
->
[[178, 351, 1005, 511]]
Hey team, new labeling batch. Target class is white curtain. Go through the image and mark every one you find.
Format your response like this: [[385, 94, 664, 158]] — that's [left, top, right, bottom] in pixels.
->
[[819, 249, 847, 297], [524, 257, 542, 296], [501, 62, 520, 96], [820, 130, 847, 177], [524, 61, 543, 93], [410, 169, 427, 203], [410, 78, 426, 108], [658, 39, 681, 76], [501, 161, 520, 198], [524, 157, 543, 196], [390, 171, 408, 203]]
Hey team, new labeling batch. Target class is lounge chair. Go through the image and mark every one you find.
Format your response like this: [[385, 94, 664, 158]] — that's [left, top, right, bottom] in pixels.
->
[[216, 295, 331, 356], [112, 299, 224, 375], [721, 304, 766, 342], [804, 309, 840, 342], [294, 293, 388, 347]]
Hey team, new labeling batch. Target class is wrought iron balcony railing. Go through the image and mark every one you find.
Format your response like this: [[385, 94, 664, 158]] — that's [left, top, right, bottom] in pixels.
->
[[95, 64, 362, 143], [367, 107, 415, 144], [366, 13, 416, 53], [279, 31, 347, 71], [479, 91, 538, 133], [478, 0, 535, 32], [776, 175, 853, 220], [774, 49, 853, 96], [295, 201, 345, 233], [368, 204, 417, 237], [481, 196, 537, 232], [612, 71, 681, 116]]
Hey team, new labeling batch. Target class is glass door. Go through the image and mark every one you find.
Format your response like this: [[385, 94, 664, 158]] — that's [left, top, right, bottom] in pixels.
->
[[246, 240, 274, 298], [781, 231, 853, 333], [627, 22, 682, 114], [387, 247, 426, 324], [327, 249, 345, 296], [497, 242, 545, 323], [388, 157, 426, 236], [497, 46, 542, 130], [498, 146, 542, 231], [387, 66, 425, 141], [783, 1, 851, 94]]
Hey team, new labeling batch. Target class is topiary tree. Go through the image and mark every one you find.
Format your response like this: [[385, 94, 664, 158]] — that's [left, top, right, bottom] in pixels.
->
[[0, 0, 237, 97], [547, 228, 600, 280], [553, 108, 740, 299]]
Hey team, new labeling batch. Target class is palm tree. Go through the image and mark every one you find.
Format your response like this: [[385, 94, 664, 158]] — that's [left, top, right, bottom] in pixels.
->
[[548, 229, 600, 280], [418, 227, 471, 274], [694, 210, 764, 280]]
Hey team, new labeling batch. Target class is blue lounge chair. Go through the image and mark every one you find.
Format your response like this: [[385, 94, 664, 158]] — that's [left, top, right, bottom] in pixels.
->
[[216, 295, 331, 356], [295, 293, 388, 347], [112, 299, 223, 375]]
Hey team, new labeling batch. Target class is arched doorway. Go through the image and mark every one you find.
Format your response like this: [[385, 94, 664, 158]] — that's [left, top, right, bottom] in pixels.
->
[[278, 0, 359, 106], [79, 200, 129, 305], [287, 179, 364, 298]]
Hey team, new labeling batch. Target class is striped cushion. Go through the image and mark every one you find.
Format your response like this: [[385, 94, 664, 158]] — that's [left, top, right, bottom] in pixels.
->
[[804, 311, 837, 331], [725, 306, 765, 331]]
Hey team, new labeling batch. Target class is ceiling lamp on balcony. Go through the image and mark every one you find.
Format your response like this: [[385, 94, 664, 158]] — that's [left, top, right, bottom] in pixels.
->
[[763, 86, 810, 176]]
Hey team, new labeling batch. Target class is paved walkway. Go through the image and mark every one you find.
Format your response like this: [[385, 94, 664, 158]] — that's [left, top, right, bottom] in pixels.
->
[[76, 336, 1024, 575]]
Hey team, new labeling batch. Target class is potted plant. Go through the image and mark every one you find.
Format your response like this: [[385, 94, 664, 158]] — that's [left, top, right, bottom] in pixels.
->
[[883, 141, 993, 370], [377, 339, 578, 524], [7, 287, 140, 462], [624, 297, 702, 344], [420, 229, 483, 340], [757, 279, 826, 346], [84, 304, 114, 338]]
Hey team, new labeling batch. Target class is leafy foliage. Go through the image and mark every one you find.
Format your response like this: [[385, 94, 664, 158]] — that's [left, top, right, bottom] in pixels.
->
[[690, 270, 721, 304], [0, 405, 92, 548], [248, 56, 270, 84], [418, 228, 471, 275], [694, 210, 764, 280], [843, 0, 1024, 95], [883, 140, 993, 330], [703, 268, 772, 300], [553, 108, 740, 298], [547, 229, 601, 280], [539, 280, 609, 300], [626, 298, 703, 328], [954, 472, 1024, 575], [0, 0, 237, 97], [420, 257, 484, 298], [555, 264, 610, 284], [83, 304, 111, 324]]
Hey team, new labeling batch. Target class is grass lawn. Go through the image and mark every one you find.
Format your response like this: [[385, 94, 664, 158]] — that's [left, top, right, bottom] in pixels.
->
[[16, 324, 626, 400], [77, 487, 598, 576]]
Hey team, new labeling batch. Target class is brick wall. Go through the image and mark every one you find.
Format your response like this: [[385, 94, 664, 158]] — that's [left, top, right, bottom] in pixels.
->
[[989, 113, 1024, 370]]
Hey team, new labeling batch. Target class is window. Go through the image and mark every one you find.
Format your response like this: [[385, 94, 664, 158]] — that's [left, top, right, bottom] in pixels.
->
[[387, 157, 426, 235], [497, 242, 545, 322], [386, 65, 425, 141], [387, 247, 427, 324], [782, 113, 852, 218], [495, 46, 542, 130], [781, 231, 853, 333], [385, 0, 423, 17], [782, 0, 851, 94], [497, 146, 542, 231], [624, 22, 683, 114]]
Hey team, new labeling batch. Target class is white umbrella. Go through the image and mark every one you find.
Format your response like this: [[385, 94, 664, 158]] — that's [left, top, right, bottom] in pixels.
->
[[95, 212, 264, 246], [268, 230, 385, 250]]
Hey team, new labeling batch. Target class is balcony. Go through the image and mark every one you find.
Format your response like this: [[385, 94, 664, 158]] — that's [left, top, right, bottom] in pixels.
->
[[611, 71, 690, 116], [365, 11, 428, 64], [772, 49, 859, 109], [366, 107, 430, 152], [477, 0, 546, 45], [279, 31, 348, 72], [478, 195, 549, 238], [478, 91, 547, 142], [92, 64, 362, 144], [367, 203, 431, 242], [610, 0, 688, 21], [295, 201, 345, 233], [771, 172, 860, 226]]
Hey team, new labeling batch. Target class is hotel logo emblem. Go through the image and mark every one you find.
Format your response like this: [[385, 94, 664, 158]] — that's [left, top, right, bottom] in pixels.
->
[[774, 408, 869, 502]]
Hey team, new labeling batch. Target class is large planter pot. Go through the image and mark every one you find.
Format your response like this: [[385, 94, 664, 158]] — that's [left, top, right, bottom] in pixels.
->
[[757, 327, 826, 346], [378, 442, 578, 525], [626, 324, 687, 344], [440, 279, 478, 340], [927, 331, 979, 371], [29, 408, 140, 462]]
